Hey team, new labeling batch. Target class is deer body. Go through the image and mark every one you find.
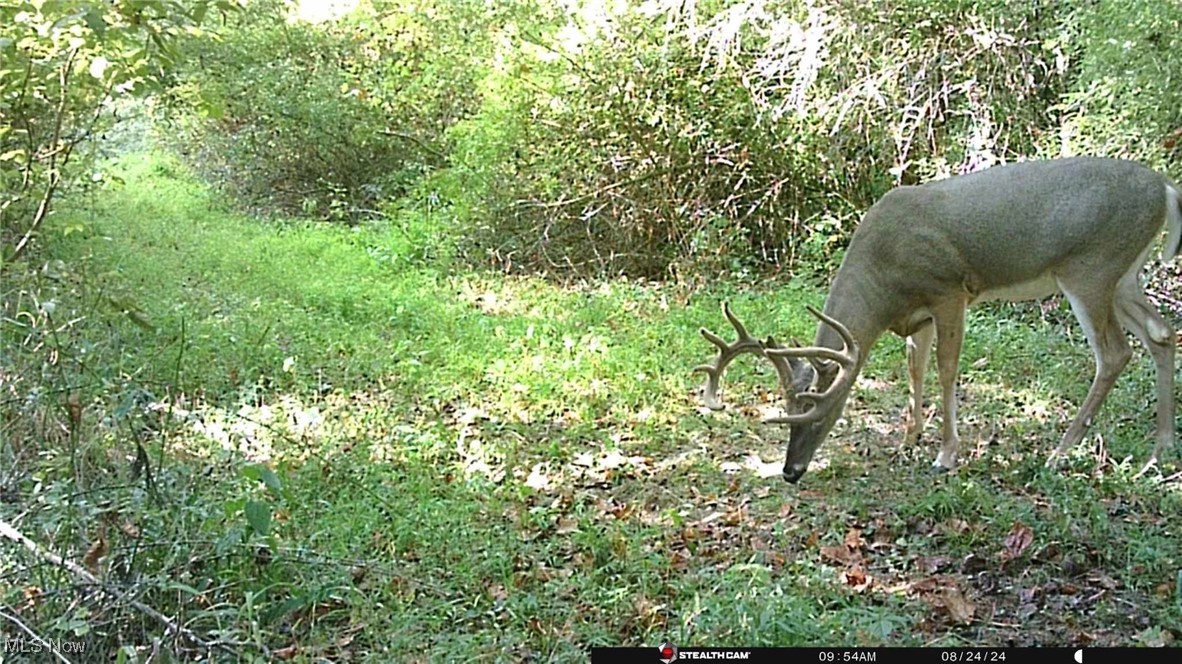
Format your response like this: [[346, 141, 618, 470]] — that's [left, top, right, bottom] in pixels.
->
[[698, 157, 1182, 483]]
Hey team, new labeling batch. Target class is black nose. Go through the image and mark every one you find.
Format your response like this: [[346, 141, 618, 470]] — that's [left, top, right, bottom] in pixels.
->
[[782, 465, 805, 484]]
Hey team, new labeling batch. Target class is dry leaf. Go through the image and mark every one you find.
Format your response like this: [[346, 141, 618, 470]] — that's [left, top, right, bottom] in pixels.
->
[[842, 566, 873, 592], [722, 508, 743, 526], [844, 528, 866, 551], [488, 584, 509, 603], [941, 587, 976, 624], [525, 464, 551, 491], [1003, 521, 1034, 561], [555, 516, 578, 535], [82, 528, 108, 574], [917, 555, 951, 573], [820, 544, 861, 565]]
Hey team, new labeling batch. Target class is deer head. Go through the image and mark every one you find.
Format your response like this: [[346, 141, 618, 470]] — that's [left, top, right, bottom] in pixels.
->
[[694, 303, 860, 483]]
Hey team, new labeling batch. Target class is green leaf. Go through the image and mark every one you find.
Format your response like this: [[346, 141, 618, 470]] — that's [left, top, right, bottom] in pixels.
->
[[244, 500, 272, 536], [82, 8, 106, 38], [241, 462, 282, 492]]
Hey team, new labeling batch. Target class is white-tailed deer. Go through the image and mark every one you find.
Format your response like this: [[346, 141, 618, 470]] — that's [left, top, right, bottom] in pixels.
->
[[696, 157, 1182, 483]]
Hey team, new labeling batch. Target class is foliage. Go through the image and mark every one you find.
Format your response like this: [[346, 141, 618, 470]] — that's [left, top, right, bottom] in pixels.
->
[[7, 0, 1182, 658], [467, 0, 1068, 277], [162, 0, 510, 221], [1056, 0, 1182, 169], [0, 0, 234, 259], [159, 0, 1182, 279]]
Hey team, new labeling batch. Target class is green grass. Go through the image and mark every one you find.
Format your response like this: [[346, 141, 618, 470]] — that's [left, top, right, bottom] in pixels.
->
[[6, 152, 1181, 660]]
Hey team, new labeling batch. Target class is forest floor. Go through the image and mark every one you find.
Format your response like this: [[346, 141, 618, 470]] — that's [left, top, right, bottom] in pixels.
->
[[11, 152, 1180, 660]]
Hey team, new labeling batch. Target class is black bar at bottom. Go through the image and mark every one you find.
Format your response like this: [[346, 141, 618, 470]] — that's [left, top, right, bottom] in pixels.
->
[[591, 647, 1170, 664]]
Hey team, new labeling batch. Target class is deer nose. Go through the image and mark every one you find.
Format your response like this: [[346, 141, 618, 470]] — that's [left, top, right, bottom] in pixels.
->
[[782, 464, 807, 484]]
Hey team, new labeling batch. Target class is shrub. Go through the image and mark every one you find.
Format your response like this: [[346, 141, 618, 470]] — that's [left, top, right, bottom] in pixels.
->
[[164, 0, 498, 221]]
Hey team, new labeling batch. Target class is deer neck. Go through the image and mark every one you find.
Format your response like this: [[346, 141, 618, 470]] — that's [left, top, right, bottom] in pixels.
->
[[816, 267, 893, 366]]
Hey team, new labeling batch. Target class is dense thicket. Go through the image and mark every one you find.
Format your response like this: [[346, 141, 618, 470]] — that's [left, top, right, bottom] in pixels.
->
[[161, 0, 1182, 279]]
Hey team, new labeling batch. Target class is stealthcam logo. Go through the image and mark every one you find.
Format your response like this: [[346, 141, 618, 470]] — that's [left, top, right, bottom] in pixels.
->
[[657, 642, 678, 663]]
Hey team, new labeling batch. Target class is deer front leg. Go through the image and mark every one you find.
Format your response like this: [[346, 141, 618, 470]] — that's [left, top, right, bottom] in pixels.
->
[[903, 323, 935, 445], [932, 302, 967, 472]]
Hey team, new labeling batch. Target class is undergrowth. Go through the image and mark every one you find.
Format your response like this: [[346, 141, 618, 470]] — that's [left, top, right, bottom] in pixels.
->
[[1, 153, 1179, 660]]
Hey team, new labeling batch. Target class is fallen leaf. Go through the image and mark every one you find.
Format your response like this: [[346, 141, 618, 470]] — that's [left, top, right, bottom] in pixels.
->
[[916, 555, 951, 573], [940, 587, 976, 624], [842, 566, 873, 592], [555, 516, 578, 535], [82, 528, 107, 574], [961, 553, 989, 574], [488, 584, 509, 603], [525, 464, 551, 491], [821, 544, 862, 565], [722, 508, 743, 526], [1003, 521, 1034, 561], [942, 518, 971, 534], [844, 528, 866, 551], [909, 576, 941, 594]]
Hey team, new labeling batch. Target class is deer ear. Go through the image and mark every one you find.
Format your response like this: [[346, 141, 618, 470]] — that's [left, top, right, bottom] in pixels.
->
[[806, 356, 835, 377], [769, 337, 807, 375]]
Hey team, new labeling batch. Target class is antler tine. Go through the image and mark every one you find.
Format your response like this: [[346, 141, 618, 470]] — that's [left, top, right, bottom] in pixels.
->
[[763, 307, 862, 425], [693, 302, 778, 410], [807, 305, 857, 357], [763, 335, 794, 388], [767, 345, 854, 366], [722, 302, 752, 341]]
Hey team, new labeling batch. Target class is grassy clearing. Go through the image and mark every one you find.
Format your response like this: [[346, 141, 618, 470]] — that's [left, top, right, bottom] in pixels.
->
[[7, 153, 1181, 659]]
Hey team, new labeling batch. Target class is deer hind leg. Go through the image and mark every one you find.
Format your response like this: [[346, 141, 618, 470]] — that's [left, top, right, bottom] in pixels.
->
[[1113, 275, 1176, 468], [931, 301, 967, 471], [903, 321, 935, 445], [1051, 279, 1132, 465]]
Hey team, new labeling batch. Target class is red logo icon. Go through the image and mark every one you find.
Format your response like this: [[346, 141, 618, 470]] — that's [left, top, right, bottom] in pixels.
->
[[657, 642, 678, 663]]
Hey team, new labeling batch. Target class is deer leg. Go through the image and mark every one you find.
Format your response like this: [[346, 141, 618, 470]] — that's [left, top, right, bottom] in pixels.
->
[[1113, 277, 1176, 469], [1050, 282, 1132, 465], [904, 322, 935, 445], [931, 302, 967, 471]]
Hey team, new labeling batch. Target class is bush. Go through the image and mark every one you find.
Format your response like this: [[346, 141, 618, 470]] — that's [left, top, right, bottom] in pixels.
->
[[0, 0, 224, 258], [437, 0, 1068, 279], [159, 0, 1182, 280], [164, 0, 499, 221]]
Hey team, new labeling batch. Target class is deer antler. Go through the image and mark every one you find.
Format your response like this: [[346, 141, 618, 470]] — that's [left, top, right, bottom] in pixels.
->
[[693, 303, 793, 410], [764, 306, 860, 424]]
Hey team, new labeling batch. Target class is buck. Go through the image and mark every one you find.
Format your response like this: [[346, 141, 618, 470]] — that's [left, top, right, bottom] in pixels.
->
[[696, 157, 1182, 483]]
